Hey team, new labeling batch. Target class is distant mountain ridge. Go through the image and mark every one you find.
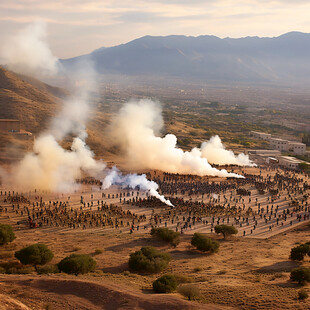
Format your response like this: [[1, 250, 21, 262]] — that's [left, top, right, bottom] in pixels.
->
[[62, 32, 310, 85]]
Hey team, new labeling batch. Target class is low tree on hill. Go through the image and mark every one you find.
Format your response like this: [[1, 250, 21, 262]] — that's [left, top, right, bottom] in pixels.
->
[[58, 254, 96, 276], [153, 274, 178, 293], [151, 227, 180, 247], [129, 246, 171, 274], [15, 243, 53, 271], [214, 225, 238, 239], [290, 244, 310, 261], [0, 224, 16, 245], [290, 267, 310, 285], [191, 233, 219, 253]]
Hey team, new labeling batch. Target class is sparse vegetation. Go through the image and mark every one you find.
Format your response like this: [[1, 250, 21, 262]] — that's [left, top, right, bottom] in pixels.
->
[[298, 289, 309, 300], [214, 225, 238, 239], [191, 233, 219, 253], [94, 248, 103, 255], [128, 246, 171, 273], [177, 284, 200, 301], [15, 243, 54, 271], [58, 254, 96, 275], [290, 244, 310, 261], [37, 264, 59, 274], [290, 267, 310, 285], [153, 274, 178, 293], [151, 227, 180, 247], [0, 224, 16, 245]]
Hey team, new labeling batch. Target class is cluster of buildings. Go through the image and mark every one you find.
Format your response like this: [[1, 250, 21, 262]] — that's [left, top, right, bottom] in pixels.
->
[[250, 131, 306, 155], [249, 131, 309, 170]]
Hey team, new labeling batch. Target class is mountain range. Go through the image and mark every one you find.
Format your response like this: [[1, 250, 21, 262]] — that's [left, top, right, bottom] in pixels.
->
[[61, 32, 310, 85]]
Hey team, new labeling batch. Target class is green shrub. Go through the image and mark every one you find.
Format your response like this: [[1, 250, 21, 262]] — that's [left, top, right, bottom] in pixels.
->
[[153, 274, 178, 293], [191, 233, 219, 253], [128, 246, 171, 274], [151, 228, 180, 247], [0, 224, 16, 245], [94, 249, 103, 255], [174, 274, 194, 284], [214, 225, 238, 239], [290, 244, 310, 261], [290, 267, 310, 285], [37, 264, 59, 274], [0, 266, 6, 274], [177, 284, 200, 301], [298, 289, 309, 300], [58, 254, 96, 275], [15, 244, 53, 270]]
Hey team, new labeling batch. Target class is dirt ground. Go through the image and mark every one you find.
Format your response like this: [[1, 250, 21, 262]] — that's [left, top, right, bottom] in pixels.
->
[[0, 166, 309, 309]]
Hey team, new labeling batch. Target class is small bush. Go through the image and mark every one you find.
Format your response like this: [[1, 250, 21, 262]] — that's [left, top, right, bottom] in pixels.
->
[[0, 266, 6, 274], [174, 274, 194, 284], [15, 244, 54, 270], [290, 267, 310, 285], [0, 224, 16, 245], [193, 267, 203, 272], [94, 249, 103, 255], [153, 274, 178, 293], [298, 289, 309, 300], [290, 244, 310, 261], [191, 233, 219, 253], [37, 264, 59, 274], [177, 284, 200, 301], [214, 225, 238, 239], [151, 228, 180, 247], [128, 246, 171, 274], [58, 254, 96, 275]]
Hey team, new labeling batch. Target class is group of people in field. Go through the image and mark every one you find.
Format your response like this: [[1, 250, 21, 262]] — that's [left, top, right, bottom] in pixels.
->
[[0, 165, 309, 237]]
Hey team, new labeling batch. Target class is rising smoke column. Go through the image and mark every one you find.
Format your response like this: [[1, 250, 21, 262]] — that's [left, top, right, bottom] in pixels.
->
[[2, 21, 106, 192], [109, 99, 243, 178], [200, 135, 255, 166], [1, 20, 59, 77], [102, 167, 173, 207]]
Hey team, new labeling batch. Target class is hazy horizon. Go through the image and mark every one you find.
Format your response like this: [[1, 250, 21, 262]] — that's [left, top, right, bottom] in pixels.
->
[[1, 0, 310, 58]]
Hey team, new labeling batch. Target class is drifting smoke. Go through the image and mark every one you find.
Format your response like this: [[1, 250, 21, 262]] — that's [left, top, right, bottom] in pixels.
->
[[109, 99, 243, 178], [102, 167, 173, 207], [1, 20, 59, 77], [2, 22, 105, 192], [11, 136, 105, 192], [200, 135, 255, 166]]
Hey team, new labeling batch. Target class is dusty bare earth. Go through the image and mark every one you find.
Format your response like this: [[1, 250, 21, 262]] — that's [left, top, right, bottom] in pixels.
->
[[0, 166, 309, 309]]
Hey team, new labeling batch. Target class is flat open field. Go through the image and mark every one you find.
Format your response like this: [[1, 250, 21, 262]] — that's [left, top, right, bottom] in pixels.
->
[[0, 166, 309, 309]]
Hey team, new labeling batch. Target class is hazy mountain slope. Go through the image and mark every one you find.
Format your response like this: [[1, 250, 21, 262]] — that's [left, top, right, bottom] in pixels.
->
[[0, 66, 64, 133], [62, 32, 310, 84]]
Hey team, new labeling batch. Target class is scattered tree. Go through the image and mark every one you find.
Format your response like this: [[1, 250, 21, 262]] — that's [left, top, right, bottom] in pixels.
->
[[153, 274, 178, 293], [290, 244, 310, 261], [0, 224, 16, 245], [177, 284, 200, 301], [298, 289, 309, 300], [191, 233, 219, 253], [15, 243, 53, 271], [128, 246, 171, 273], [290, 267, 310, 285], [214, 225, 238, 239], [151, 227, 180, 247], [58, 254, 96, 275]]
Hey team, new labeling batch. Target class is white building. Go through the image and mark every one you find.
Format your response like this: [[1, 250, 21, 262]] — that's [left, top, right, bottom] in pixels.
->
[[250, 131, 272, 141], [278, 156, 302, 170], [288, 142, 306, 155], [270, 138, 289, 152]]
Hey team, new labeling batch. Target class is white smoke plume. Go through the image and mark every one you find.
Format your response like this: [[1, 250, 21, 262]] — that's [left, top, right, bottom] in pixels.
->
[[109, 99, 243, 178], [1, 22, 105, 193], [10, 135, 105, 192], [200, 135, 255, 166], [1, 20, 60, 77], [102, 167, 173, 207]]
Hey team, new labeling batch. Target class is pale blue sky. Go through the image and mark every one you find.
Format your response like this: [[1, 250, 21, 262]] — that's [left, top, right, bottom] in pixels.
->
[[1, 0, 310, 58]]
